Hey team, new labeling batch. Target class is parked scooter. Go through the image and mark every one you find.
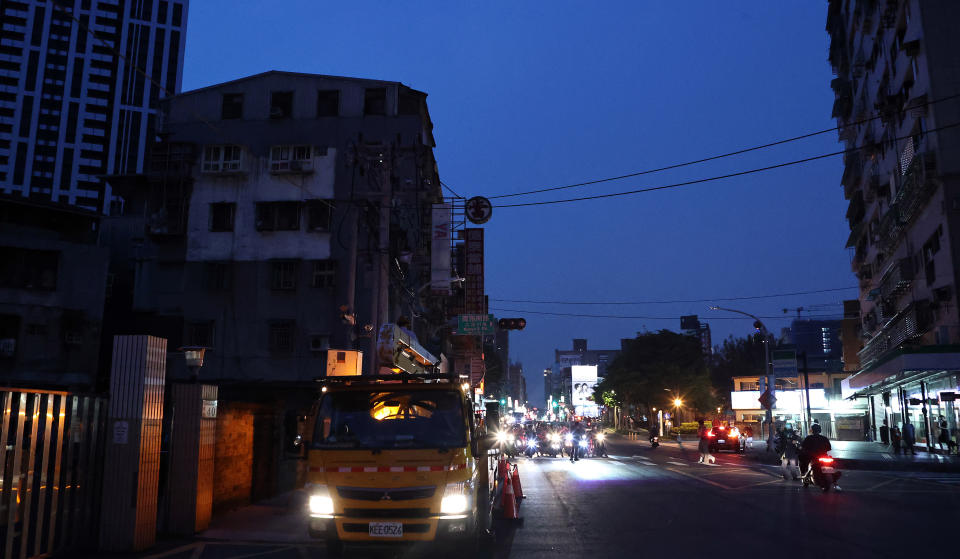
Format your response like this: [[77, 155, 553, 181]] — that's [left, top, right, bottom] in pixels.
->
[[802, 454, 842, 492]]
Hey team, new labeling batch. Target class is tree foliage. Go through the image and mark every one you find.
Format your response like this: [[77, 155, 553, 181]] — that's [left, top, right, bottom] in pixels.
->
[[710, 335, 768, 405], [598, 330, 715, 415]]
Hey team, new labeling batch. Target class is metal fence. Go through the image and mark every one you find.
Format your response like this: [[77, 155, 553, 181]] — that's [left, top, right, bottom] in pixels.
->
[[0, 389, 107, 559]]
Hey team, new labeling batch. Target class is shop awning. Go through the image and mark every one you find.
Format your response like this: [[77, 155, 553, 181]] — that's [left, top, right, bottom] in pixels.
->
[[842, 345, 960, 398]]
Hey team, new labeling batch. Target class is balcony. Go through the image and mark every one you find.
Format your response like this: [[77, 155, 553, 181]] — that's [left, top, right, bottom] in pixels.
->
[[841, 152, 863, 199], [846, 190, 865, 225], [878, 257, 914, 300], [857, 300, 932, 366], [845, 220, 867, 248], [875, 153, 937, 254]]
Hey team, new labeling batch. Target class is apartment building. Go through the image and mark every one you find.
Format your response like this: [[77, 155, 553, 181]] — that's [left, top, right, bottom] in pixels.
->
[[828, 0, 960, 449], [0, 0, 187, 210]]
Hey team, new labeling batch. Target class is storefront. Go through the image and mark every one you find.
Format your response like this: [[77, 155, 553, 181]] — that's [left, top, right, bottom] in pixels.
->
[[731, 387, 869, 440], [843, 346, 960, 451]]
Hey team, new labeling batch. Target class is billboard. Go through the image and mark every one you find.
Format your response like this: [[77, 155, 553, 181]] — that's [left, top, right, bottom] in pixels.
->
[[571, 365, 598, 417]]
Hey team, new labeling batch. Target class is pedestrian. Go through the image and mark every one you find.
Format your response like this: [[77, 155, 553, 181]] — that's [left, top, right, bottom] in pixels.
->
[[744, 424, 754, 449], [781, 428, 800, 481], [890, 424, 902, 455], [879, 418, 890, 445], [937, 415, 954, 452], [697, 420, 715, 464], [902, 419, 916, 455]]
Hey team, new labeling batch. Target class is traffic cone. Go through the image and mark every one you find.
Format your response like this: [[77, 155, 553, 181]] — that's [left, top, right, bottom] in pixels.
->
[[501, 467, 520, 521], [512, 464, 524, 503]]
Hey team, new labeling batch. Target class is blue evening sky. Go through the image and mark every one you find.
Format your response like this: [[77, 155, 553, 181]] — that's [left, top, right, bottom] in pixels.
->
[[182, 1, 852, 406]]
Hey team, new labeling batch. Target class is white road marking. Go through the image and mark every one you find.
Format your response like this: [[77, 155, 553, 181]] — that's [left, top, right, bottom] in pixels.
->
[[667, 460, 688, 466]]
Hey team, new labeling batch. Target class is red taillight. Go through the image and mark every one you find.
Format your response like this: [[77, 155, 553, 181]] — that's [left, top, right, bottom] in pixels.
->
[[818, 456, 834, 464], [706, 432, 714, 438]]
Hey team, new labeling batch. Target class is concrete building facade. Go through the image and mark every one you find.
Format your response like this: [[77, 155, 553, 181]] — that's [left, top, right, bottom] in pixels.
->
[[828, 0, 960, 450], [0, 194, 109, 389], [0, 0, 188, 210]]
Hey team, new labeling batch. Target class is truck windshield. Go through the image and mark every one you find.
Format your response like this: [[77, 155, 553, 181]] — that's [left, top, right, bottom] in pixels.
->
[[313, 389, 467, 450]]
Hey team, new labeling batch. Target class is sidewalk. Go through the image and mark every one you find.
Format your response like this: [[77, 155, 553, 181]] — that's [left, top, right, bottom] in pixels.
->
[[620, 429, 960, 472], [199, 489, 312, 544], [741, 438, 960, 472]]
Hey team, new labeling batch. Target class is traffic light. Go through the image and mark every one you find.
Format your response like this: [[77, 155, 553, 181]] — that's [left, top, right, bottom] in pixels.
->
[[498, 318, 527, 330], [499, 398, 506, 405]]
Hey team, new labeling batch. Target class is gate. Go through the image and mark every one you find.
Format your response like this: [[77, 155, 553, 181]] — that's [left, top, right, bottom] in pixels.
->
[[0, 389, 107, 558]]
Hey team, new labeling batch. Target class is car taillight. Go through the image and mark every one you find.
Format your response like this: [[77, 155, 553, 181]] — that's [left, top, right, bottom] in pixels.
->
[[706, 432, 714, 438], [818, 456, 834, 464]]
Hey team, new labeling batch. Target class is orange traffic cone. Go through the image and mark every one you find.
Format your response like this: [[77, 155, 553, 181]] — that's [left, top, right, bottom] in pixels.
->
[[501, 467, 520, 521], [512, 464, 525, 503]]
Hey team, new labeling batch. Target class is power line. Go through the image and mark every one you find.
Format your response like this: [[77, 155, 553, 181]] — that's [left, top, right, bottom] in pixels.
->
[[490, 121, 960, 208], [487, 92, 960, 200], [492, 286, 858, 305], [441, 180, 465, 199], [489, 308, 842, 320]]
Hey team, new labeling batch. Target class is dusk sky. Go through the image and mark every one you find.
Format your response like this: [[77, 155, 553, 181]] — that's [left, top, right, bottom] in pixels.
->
[[182, 1, 854, 406]]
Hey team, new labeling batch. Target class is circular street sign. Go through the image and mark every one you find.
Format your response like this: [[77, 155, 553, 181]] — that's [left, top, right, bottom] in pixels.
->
[[465, 196, 493, 224]]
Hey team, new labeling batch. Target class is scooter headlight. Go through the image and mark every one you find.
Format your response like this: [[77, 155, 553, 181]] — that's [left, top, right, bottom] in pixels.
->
[[495, 431, 508, 444], [579, 439, 588, 448], [527, 439, 538, 448], [565, 434, 573, 443], [595, 433, 605, 442]]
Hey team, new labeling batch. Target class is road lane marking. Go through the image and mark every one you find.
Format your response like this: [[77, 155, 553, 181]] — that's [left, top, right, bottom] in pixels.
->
[[664, 467, 732, 490], [667, 460, 687, 466], [866, 478, 899, 491]]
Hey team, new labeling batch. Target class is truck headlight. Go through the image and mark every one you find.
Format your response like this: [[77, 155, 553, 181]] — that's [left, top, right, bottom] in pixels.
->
[[308, 485, 334, 516], [440, 481, 470, 515]]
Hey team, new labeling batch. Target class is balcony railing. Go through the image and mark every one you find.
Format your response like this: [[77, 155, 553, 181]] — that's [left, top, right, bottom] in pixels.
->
[[875, 152, 937, 254], [878, 257, 914, 301], [857, 300, 931, 366]]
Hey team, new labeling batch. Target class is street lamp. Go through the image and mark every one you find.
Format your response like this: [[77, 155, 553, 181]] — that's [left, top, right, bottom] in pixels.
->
[[709, 306, 775, 451], [178, 346, 207, 382]]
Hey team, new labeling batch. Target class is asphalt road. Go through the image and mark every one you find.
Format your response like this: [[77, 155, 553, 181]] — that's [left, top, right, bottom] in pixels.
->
[[130, 436, 960, 559]]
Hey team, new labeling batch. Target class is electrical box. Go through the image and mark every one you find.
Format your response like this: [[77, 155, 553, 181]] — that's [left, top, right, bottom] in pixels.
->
[[326, 350, 363, 376]]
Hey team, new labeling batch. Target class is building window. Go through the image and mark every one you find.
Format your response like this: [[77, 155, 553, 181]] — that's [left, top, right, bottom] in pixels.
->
[[269, 321, 295, 353], [398, 89, 419, 115], [209, 202, 235, 232], [309, 334, 330, 352], [201, 145, 243, 173], [306, 200, 334, 231], [221, 93, 243, 119], [270, 91, 293, 119], [185, 321, 214, 347], [271, 261, 299, 291], [364, 87, 386, 116], [269, 145, 312, 172], [256, 202, 300, 231], [317, 89, 339, 117], [0, 248, 59, 291], [311, 260, 335, 289], [204, 262, 231, 291]]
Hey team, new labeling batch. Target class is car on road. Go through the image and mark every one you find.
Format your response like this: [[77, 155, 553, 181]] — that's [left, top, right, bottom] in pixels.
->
[[707, 425, 745, 454]]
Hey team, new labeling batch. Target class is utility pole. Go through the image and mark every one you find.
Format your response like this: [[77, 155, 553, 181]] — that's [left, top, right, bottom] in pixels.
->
[[800, 351, 812, 437], [710, 306, 776, 451]]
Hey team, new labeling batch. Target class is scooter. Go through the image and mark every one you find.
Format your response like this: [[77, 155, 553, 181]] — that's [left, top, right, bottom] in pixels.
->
[[650, 433, 660, 448], [802, 454, 842, 492], [522, 436, 538, 458], [539, 433, 562, 457], [593, 432, 608, 457]]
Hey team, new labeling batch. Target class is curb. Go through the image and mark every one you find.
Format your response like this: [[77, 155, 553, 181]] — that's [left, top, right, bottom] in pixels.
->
[[741, 449, 960, 473]]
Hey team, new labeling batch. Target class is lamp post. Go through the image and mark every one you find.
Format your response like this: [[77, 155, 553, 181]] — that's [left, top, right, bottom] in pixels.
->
[[709, 306, 775, 451]]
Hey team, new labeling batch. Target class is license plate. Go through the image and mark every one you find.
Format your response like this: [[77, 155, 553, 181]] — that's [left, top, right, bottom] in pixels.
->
[[369, 522, 402, 537], [717, 440, 726, 444], [821, 467, 835, 474]]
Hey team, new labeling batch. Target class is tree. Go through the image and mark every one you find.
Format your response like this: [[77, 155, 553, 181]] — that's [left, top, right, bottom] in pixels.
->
[[602, 330, 715, 417], [710, 335, 768, 408]]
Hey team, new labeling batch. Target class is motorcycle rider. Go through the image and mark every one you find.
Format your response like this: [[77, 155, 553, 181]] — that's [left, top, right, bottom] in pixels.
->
[[570, 421, 587, 462], [799, 423, 831, 477]]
